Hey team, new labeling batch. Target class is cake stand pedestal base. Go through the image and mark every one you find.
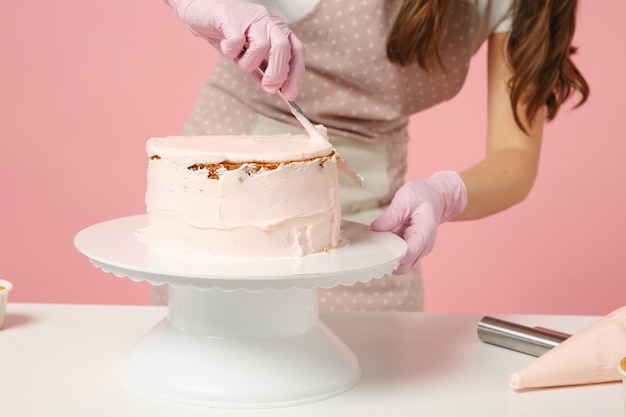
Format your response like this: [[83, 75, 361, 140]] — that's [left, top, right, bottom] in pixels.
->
[[74, 215, 406, 408], [124, 286, 359, 408]]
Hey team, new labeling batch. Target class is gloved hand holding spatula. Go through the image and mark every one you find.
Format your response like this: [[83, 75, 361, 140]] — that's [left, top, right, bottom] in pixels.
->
[[165, 0, 305, 100]]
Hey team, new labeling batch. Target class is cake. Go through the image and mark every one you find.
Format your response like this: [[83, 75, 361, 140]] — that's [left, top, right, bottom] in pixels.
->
[[142, 132, 342, 258]]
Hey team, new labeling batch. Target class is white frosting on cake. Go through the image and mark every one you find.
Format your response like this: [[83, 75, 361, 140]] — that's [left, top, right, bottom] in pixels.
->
[[143, 133, 342, 258], [147, 133, 333, 164]]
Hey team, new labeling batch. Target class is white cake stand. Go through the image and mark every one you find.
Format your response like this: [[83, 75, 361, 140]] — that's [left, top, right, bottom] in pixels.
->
[[74, 215, 406, 408]]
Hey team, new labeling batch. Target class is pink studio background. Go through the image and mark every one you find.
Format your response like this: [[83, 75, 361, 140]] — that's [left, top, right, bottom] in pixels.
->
[[0, 1, 624, 315]]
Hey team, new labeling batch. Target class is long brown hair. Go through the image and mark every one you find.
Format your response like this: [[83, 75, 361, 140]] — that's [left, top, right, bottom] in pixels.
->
[[386, 0, 590, 131]]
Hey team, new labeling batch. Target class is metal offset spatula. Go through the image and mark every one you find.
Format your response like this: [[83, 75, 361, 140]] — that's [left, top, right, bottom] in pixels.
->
[[256, 68, 364, 186]]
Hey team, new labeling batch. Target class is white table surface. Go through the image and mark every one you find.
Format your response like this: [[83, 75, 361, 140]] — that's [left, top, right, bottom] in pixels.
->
[[0, 303, 622, 417]]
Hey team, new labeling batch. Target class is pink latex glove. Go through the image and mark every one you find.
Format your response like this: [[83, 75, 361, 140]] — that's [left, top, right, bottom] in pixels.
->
[[371, 171, 467, 275], [166, 0, 305, 100]]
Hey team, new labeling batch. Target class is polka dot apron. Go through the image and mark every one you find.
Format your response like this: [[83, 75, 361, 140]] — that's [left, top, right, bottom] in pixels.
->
[[152, 0, 477, 311]]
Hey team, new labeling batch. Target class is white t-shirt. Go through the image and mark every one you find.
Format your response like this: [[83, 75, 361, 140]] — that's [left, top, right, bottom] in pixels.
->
[[471, 0, 514, 51], [244, 0, 514, 52]]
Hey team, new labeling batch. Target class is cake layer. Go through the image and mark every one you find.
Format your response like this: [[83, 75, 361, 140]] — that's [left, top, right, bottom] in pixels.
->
[[144, 134, 341, 258]]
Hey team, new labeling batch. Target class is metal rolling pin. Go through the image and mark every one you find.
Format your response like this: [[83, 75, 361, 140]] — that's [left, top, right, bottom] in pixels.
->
[[477, 316, 571, 357]]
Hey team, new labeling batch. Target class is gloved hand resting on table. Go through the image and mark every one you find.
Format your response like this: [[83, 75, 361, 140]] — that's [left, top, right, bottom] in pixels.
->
[[371, 171, 468, 275], [166, 0, 305, 100]]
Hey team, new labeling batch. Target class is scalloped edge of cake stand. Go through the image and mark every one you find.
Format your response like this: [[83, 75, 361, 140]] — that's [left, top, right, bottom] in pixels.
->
[[74, 214, 407, 292]]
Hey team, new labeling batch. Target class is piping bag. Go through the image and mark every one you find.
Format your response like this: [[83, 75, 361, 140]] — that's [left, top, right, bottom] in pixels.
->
[[480, 306, 626, 390], [256, 67, 364, 186]]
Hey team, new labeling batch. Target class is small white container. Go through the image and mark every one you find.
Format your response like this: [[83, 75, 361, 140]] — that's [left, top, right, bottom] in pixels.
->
[[0, 279, 13, 330], [619, 358, 626, 416]]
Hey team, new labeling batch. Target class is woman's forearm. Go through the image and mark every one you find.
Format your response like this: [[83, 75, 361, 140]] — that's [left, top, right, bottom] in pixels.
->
[[455, 146, 541, 220]]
